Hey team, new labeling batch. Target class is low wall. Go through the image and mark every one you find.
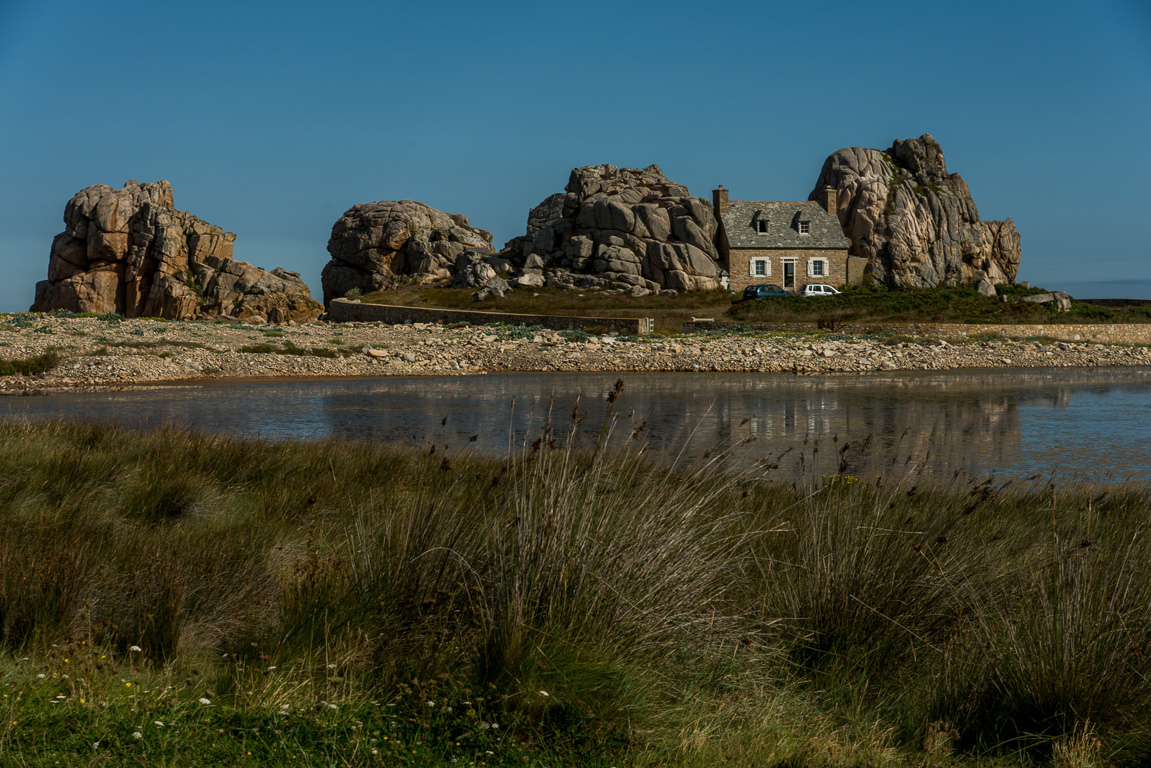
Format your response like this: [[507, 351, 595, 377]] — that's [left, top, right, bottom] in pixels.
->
[[327, 299, 654, 334], [681, 320, 1151, 344]]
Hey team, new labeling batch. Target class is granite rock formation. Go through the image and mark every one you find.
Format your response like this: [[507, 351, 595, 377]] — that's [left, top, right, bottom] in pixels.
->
[[321, 200, 493, 304], [32, 181, 321, 322], [505, 164, 723, 293], [810, 134, 1021, 288]]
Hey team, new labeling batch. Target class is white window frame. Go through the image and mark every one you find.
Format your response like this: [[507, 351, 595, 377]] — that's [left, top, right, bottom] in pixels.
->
[[782, 257, 797, 289], [798, 221, 811, 235], [749, 258, 770, 277], [807, 257, 829, 278], [755, 219, 769, 234]]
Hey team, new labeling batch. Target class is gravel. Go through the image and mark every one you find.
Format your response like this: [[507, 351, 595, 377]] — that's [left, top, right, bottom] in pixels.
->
[[1, 315, 1149, 393]]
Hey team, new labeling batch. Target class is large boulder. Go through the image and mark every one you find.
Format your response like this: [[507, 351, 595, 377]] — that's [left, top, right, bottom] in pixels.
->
[[322, 199, 493, 304], [809, 134, 1021, 288], [505, 164, 723, 292], [31, 181, 322, 322]]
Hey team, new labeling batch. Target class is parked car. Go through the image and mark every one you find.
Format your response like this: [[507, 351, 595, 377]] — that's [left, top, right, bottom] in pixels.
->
[[801, 283, 841, 297], [742, 284, 789, 300]]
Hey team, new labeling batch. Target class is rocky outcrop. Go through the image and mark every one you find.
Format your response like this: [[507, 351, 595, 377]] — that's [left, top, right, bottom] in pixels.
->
[[505, 164, 723, 294], [31, 181, 321, 322], [321, 200, 493, 304], [810, 134, 1021, 289]]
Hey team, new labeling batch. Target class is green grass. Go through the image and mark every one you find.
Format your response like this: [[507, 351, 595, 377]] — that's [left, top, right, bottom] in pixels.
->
[[0, 352, 59, 376], [362, 284, 1151, 333], [0, 417, 1149, 766], [237, 343, 353, 358], [730, 285, 1151, 326], [362, 285, 736, 334]]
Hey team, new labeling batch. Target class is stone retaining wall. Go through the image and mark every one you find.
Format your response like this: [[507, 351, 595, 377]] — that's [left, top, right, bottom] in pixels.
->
[[327, 299, 654, 334], [681, 320, 1151, 344]]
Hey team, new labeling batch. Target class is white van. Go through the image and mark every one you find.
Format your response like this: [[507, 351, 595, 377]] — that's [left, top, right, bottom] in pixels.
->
[[801, 283, 841, 297]]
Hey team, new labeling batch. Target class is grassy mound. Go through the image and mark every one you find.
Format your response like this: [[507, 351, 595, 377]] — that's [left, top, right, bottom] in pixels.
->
[[730, 285, 1151, 325], [360, 283, 1151, 332]]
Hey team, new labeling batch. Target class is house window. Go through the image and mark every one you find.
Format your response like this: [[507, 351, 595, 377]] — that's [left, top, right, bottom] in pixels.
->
[[755, 219, 768, 234], [749, 258, 770, 277], [798, 221, 810, 235], [808, 257, 828, 278]]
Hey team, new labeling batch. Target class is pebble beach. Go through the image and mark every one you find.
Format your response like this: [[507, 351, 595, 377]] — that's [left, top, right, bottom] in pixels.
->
[[2, 313, 1150, 393]]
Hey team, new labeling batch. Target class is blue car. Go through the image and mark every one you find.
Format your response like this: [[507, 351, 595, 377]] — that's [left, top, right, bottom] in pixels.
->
[[742, 284, 789, 300]]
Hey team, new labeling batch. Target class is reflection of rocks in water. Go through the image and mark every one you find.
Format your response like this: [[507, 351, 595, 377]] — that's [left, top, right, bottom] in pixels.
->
[[8, 368, 1151, 488], [831, 396, 1022, 486], [322, 368, 1148, 487], [707, 377, 1024, 485]]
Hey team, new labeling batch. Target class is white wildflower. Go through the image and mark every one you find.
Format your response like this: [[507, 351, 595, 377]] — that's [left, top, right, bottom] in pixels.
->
[[538, 690, 549, 697], [131, 732, 142, 740], [128, 646, 142, 653], [154, 721, 164, 727], [198, 697, 212, 706]]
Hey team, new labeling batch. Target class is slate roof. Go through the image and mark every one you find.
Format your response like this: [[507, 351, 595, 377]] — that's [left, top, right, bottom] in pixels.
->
[[721, 200, 849, 250]]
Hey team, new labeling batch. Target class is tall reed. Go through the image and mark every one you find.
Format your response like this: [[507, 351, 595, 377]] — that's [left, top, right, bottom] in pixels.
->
[[3, 415, 1151, 765]]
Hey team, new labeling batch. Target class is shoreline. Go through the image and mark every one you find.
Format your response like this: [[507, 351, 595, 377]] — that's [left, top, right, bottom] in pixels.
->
[[3, 314, 1151, 393]]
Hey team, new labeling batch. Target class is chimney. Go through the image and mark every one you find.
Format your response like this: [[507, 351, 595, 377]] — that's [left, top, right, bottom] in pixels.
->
[[712, 185, 729, 216], [822, 185, 838, 217]]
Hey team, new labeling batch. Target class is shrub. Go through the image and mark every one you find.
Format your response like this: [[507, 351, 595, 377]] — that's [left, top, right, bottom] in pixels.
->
[[0, 351, 59, 376]]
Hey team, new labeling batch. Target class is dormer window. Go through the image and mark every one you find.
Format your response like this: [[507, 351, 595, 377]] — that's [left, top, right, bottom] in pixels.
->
[[755, 219, 768, 234], [798, 221, 810, 235]]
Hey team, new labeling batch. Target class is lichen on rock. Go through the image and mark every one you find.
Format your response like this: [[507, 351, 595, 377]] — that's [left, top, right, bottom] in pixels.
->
[[505, 164, 723, 293], [321, 199, 493, 304], [810, 134, 1021, 289], [32, 180, 321, 322]]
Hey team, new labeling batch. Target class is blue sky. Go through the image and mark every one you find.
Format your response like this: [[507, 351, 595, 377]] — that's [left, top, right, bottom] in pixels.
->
[[2, 0, 1149, 311]]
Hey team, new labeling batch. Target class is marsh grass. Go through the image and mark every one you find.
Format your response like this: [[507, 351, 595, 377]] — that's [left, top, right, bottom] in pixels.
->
[[1, 414, 1150, 765]]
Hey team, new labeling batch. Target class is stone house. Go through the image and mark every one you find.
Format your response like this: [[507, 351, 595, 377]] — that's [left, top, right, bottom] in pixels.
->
[[713, 186, 860, 293]]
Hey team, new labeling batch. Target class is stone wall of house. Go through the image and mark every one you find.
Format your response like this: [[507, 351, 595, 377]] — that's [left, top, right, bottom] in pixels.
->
[[679, 320, 1151, 344], [326, 298, 653, 334], [728, 248, 849, 292]]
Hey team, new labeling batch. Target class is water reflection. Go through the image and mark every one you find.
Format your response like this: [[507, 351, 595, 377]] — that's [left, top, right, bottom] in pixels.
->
[[4, 368, 1151, 487]]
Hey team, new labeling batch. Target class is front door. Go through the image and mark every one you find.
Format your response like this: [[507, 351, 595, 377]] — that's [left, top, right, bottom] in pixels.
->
[[783, 261, 795, 290]]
